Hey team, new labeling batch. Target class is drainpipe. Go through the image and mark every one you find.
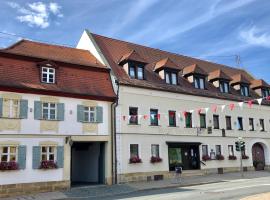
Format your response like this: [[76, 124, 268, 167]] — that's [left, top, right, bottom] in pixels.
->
[[111, 80, 119, 184]]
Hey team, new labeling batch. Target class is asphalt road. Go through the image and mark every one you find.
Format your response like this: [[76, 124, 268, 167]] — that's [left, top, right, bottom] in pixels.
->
[[95, 176, 270, 200]]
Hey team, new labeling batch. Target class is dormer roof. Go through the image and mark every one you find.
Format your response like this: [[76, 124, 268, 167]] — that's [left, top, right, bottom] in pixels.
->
[[118, 50, 147, 65], [182, 64, 207, 77], [230, 74, 250, 85], [154, 57, 179, 72], [250, 79, 270, 89], [208, 69, 232, 81]]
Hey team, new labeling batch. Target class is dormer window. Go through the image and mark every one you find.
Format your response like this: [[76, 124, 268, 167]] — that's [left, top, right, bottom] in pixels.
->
[[220, 81, 229, 93], [194, 76, 205, 89], [240, 84, 249, 96], [165, 71, 177, 85], [262, 88, 270, 98], [41, 67, 55, 84], [128, 63, 144, 80]]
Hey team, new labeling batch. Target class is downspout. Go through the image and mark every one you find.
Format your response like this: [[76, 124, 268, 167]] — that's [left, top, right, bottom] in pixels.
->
[[111, 79, 119, 184]]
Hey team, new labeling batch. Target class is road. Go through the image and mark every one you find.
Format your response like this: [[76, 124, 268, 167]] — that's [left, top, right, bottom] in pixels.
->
[[96, 177, 270, 200]]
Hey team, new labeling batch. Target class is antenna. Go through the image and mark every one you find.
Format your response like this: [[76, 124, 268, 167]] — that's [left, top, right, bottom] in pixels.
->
[[235, 55, 242, 68]]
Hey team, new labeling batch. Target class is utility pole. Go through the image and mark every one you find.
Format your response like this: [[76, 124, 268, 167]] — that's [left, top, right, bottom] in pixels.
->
[[236, 137, 245, 178]]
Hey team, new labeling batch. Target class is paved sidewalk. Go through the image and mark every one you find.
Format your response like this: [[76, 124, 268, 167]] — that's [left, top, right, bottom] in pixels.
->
[[241, 192, 270, 200], [3, 171, 270, 200]]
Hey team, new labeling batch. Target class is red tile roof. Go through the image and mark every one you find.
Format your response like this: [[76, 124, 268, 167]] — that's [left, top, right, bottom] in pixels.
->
[[91, 32, 267, 102], [230, 74, 250, 85], [0, 40, 116, 101], [251, 79, 270, 89], [118, 49, 147, 64], [208, 69, 232, 81], [182, 64, 207, 76], [154, 58, 179, 72]]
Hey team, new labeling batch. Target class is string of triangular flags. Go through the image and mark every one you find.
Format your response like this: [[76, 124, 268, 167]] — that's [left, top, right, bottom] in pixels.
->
[[122, 96, 270, 121]]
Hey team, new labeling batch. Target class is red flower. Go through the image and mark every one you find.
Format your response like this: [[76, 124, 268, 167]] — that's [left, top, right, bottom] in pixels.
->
[[129, 156, 142, 164], [0, 161, 19, 170], [242, 155, 249, 159], [39, 160, 58, 169], [202, 155, 211, 161], [228, 155, 237, 160], [150, 156, 162, 163], [216, 154, 225, 160]]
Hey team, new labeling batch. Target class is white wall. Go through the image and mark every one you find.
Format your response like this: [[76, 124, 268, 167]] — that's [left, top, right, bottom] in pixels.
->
[[0, 137, 64, 185]]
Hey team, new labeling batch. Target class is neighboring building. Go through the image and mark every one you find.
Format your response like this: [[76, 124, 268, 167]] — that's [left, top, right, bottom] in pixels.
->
[[77, 30, 270, 183], [0, 40, 116, 197]]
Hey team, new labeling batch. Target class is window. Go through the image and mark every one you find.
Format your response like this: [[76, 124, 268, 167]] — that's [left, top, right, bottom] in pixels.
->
[[130, 144, 139, 158], [3, 99, 20, 118], [228, 145, 234, 156], [237, 117, 243, 130], [41, 146, 56, 161], [168, 111, 176, 127], [215, 145, 221, 156], [185, 112, 192, 128], [200, 114, 206, 128], [150, 109, 158, 126], [151, 144, 160, 157], [249, 118, 254, 131], [202, 145, 208, 156], [220, 81, 229, 93], [226, 116, 232, 130], [42, 102, 56, 120], [260, 119, 265, 131], [240, 85, 249, 96], [213, 115, 219, 129], [41, 67, 55, 83], [165, 71, 177, 85], [262, 89, 270, 98], [84, 106, 96, 122], [194, 76, 205, 89], [129, 107, 138, 125], [128, 63, 144, 80], [0, 146, 17, 162]]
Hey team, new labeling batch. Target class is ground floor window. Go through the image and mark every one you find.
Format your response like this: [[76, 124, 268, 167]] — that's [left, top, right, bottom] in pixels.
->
[[151, 144, 160, 157], [215, 145, 221, 155], [0, 146, 17, 162], [228, 145, 234, 156], [130, 144, 139, 158], [202, 145, 208, 156], [41, 146, 56, 161]]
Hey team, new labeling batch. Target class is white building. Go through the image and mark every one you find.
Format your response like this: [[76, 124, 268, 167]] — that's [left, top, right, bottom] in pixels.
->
[[78, 30, 270, 183], [0, 40, 116, 197]]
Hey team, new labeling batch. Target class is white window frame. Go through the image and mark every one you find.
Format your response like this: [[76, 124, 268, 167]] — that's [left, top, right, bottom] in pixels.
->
[[0, 146, 18, 162], [151, 144, 160, 157], [194, 76, 205, 89], [42, 102, 57, 120], [129, 144, 139, 158], [41, 146, 57, 161], [3, 99, 20, 118], [228, 145, 234, 156], [84, 106, 96, 122], [41, 67, 55, 84], [220, 81, 229, 93]]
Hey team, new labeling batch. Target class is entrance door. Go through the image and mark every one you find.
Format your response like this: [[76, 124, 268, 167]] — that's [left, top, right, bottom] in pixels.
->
[[252, 143, 265, 171], [71, 142, 105, 186]]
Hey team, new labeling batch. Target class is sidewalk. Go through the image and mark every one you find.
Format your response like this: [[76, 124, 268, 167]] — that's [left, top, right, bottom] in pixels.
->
[[3, 171, 270, 200]]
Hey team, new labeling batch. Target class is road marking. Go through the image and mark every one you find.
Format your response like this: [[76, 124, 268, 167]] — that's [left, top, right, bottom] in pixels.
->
[[213, 184, 270, 193]]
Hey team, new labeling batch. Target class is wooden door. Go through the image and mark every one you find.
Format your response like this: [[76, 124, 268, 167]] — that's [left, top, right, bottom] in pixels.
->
[[252, 143, 265, 171]]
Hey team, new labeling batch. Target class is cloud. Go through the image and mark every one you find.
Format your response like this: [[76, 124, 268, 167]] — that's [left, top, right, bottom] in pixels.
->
[[239, 26, 270, 48], [7, 1, 63, 28]]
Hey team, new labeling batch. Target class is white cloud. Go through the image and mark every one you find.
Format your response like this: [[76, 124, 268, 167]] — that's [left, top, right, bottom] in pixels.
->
[[240, 26, 270, 48], [7, 1, 63, 28]]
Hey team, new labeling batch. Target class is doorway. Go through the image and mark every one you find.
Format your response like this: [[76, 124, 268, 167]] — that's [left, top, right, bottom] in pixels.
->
[[252, 143, 265, 171], [71, 142, 105, 186]]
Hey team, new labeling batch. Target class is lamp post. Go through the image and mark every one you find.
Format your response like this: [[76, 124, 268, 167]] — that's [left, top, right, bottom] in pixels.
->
[[237, 137, 244, 178]]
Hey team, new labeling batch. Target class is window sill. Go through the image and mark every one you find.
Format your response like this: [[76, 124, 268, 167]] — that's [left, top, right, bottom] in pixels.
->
[[128, 123, 141, 126], [0, 117, 21, 120], [149, 125, 160, 127], [168, 126, 179, 128]]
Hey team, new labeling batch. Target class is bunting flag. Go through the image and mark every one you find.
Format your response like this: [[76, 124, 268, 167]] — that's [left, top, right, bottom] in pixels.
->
[[267, 96, 270, 101], [183, 111, 187, 118], [238, 102, 244, 109], [190, 110, 194, 113], [177, 113, 181, 118], [157, 114, 161, 120], [197, 108, 202, 115], [257, 98, 263, 105], [221, 105, 226, 112], [229, 103, 235, 111], [212, 105, 217, 113], [205, 107, 209, 114], [143, 115, 148, 120], [248, 100, 253, 108]]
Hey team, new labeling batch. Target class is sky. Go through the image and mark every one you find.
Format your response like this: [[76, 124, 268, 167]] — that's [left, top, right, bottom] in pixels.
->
[[0, 0, 270, 82]]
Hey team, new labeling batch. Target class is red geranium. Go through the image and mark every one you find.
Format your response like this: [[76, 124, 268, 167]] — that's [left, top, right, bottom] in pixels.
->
[[216, 154, 225, 160], [202, 155, 211, 161], [39, 160, 58, 169], [228, 155, 237, 160], [0, 161, 19, 170], [129, 156, 142, 164], [150, 156, 162, 163], [242, 155, 249, 159]]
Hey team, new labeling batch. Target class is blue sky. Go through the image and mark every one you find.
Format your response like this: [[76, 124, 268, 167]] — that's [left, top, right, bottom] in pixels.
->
[[0, 0, 270, 82]]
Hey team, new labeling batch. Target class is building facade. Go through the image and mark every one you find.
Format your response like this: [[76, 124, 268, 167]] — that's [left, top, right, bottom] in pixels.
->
[[78, 30, 270, 183], [0, 40, 116, 197]]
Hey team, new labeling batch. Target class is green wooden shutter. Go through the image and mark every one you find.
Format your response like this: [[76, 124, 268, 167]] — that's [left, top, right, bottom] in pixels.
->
[[95, 106, 103, 123], [19, 99, 28, 119], [32, 146, 41, 169], [34, 101, 42, 120], [18, 145, 27, 169], [57, 146, 64, 168], [57, 103, 65, 121], [77, 105, 84, 122], [0, 98, 3, 117]]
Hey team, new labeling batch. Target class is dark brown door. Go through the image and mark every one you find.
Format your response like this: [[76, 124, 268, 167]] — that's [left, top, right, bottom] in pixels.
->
[[252, 143, 265, 171]]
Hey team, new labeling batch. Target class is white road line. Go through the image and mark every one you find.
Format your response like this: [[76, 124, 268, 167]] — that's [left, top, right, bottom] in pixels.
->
[[213, 184, 270, 193]]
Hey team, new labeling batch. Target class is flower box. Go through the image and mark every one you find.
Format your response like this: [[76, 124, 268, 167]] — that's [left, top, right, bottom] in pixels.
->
[[0, 161, 19, 171], [39, 160, 58, 169], [150, 156, 162, 163], [202, 155, 211, 161], [242, 155, 249, 160], [228, 155, 237, 160], [129, 156, 142, 164], [216, 154, 225, 160]]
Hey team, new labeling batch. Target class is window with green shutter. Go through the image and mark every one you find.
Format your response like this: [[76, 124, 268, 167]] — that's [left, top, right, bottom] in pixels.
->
[[19, 99, 28, 119], [77, 105, 103, 123], [18, 145, 26, 169], [169, 111, 176, 127], [185, 112, 192, 128], [32, 146, 41, 169], [200, 114, 206, 128]]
